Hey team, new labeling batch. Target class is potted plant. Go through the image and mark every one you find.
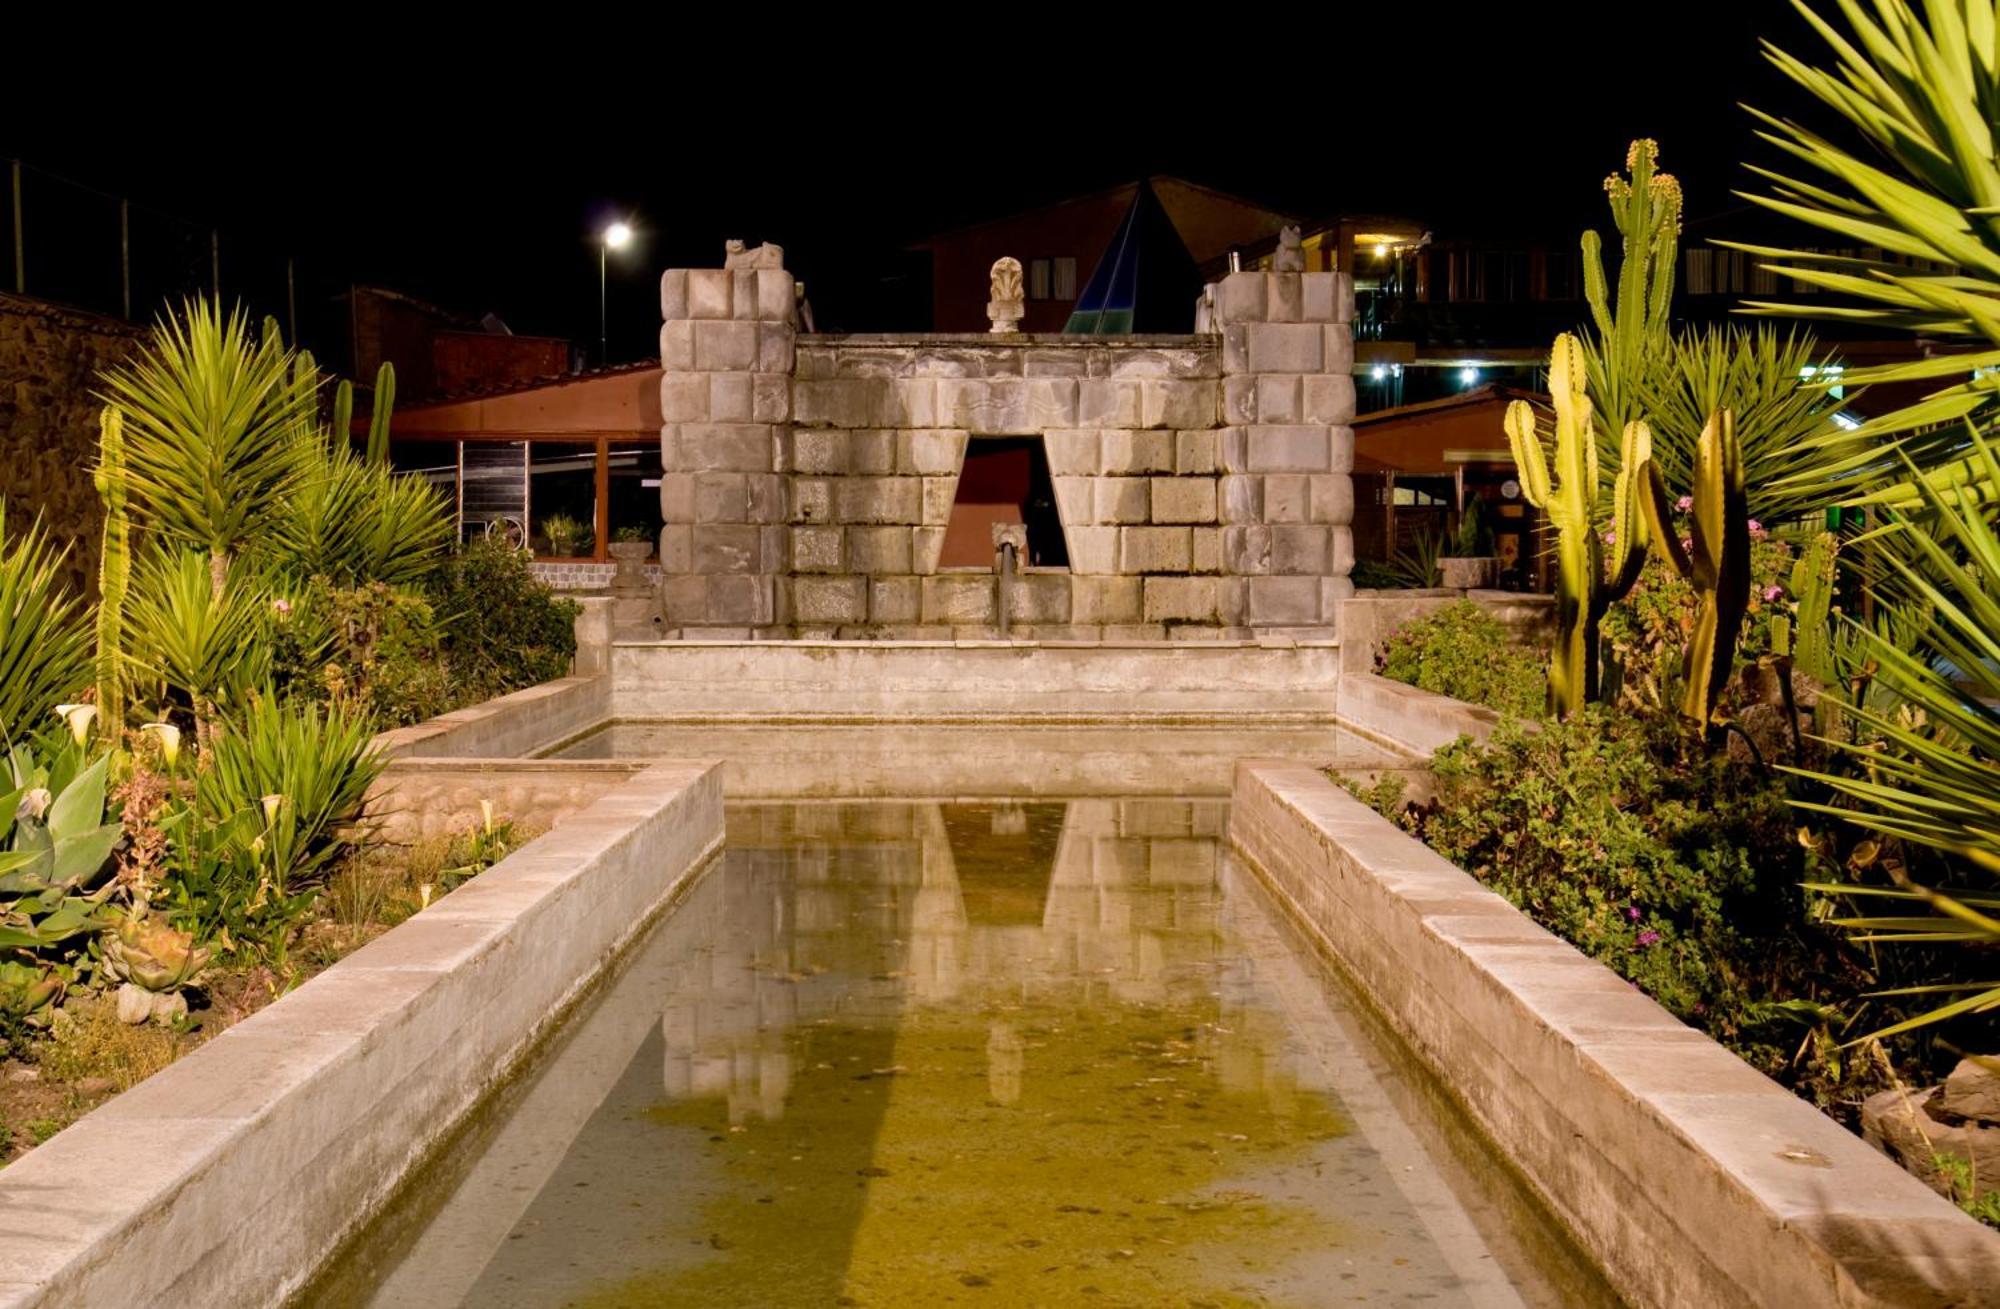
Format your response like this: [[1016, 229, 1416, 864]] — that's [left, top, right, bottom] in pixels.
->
[[1437, 499, 1499, 590], [607, 524, 654, 594], [539, 512, 585, 559]]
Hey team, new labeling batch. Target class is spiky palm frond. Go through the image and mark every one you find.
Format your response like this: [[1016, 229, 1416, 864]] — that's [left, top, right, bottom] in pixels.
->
[[1792, 427, 2000, 1039], [1733, 0, 2000, 505], [124, 547, 274, 719], [97, 299, 316, 562], [0, 501, 90, 747], [261, 436, 454, 588]]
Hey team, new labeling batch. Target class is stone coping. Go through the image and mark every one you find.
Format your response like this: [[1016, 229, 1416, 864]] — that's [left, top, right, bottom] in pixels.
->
[[0, 762, 725, 1308], [1228, 762, 2000, 1308], [608, 637, 1342, 650], [369, 674, 610, 760], [1337, 671, 1508, 753], [805, 332, 1214, 348]]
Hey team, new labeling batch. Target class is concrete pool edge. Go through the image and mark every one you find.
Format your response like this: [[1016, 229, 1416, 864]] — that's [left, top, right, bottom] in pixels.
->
[[1227, 761, 2000, 1309], [0, 761, 725, 1309]]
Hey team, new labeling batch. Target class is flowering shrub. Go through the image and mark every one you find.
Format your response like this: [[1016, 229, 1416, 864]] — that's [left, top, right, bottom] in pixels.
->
[[1375, 602, 1548, 719]]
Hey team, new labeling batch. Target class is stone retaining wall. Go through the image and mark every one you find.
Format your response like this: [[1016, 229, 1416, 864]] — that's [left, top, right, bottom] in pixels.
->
[[655, 268, 1356, 639], [1229, 762, 2000, 1308]]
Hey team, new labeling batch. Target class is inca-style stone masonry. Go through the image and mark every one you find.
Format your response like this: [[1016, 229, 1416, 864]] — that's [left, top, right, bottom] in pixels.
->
[[656, 266, 1354, 639]]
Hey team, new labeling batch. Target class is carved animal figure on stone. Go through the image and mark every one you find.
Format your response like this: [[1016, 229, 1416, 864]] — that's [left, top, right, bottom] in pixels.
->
[[1273, 226, 1306, 272], [723, 239, 785, 270]]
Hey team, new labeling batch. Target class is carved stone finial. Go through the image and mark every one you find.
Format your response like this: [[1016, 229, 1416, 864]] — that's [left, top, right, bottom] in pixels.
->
[[987, 256, 1025, 334], [723, 238, 784, 270], [1273, 225, 1306, 272]]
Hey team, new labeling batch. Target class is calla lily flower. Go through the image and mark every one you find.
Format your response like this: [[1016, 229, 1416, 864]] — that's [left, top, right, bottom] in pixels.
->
[[140, 722, 181, 767], [261, 794, 285, 824], [54, 704, 96, 745]]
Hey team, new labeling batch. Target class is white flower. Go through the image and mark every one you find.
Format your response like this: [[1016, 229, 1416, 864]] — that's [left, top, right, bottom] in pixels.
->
[[261, 794, 285, 824], [479, 799, 495, 834], [18, 788, 52, 821], [55, 703, 96, 745], [140, 722, 181, 768]]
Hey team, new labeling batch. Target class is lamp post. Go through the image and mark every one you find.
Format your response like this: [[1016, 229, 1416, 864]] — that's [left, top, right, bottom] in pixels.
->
[[599, 221, 633, 365]]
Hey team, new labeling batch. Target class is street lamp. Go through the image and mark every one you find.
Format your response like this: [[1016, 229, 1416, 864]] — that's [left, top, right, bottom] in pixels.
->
[[599, 221, 633, 365]]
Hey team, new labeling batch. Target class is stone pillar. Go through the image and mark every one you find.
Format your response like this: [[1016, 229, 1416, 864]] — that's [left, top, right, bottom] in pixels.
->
[[657, 267, 795, 636], [1214, 269, 1355, 637]]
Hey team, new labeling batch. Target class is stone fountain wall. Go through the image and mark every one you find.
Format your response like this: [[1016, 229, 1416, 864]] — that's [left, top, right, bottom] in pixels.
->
[[655, 266, 1354, 639]]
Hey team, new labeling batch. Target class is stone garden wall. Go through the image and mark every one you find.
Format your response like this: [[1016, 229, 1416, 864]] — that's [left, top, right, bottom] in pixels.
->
[[655, 266, 1356, 640]]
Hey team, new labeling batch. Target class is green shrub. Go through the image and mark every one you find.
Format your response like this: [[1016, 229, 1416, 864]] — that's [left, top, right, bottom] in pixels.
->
[[272, 580, 456, 727], [1405, 707, 1893, 1108], [428, 538, 579, 704], [1376, 602, 1547, 719]]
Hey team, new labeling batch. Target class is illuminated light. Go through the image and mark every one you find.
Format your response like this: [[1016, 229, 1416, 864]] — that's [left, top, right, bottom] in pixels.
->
[[1459, 366, 1480, 386], [1370, 364, 1388, 381], [603, 222, 634, 250], [1832, 411, 1862, 431], [1373, 243, 1389, 258]]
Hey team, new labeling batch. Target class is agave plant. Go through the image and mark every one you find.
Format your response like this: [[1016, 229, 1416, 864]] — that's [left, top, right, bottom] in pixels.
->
[[1797, 428, 2000, 1039], [0, 500, 91, 748], [1733, 0, 2000, 506], [124, 548, 275, 733], [98, 298, 316, 593]]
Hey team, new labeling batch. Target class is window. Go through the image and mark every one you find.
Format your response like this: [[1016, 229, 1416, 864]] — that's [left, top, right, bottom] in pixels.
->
[[1028, 257, 1077, 301], [530, 441, 598, 557], [607, 442, 664, 547]]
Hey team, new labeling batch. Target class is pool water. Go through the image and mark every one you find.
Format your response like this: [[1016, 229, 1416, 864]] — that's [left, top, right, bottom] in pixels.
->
[[311, 801, 1615, 1308]]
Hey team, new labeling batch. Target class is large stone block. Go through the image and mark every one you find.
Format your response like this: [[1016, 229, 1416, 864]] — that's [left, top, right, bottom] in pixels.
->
[[1221, 376, 1258, 426], [792, 576, 868, 625], [1142, 379, 1215, 429], [660, 269, 689, 321], [1221, 326, 1250, 375], [660, 469, 696, 521], [1051, 476, 1095, 527], [912, 526, 947, 573], [1043, 429, 1101, 476], [693, 472, 747, 524], [1063, 525, 1118, 574], [790, 478, 832, 524], [1247, 575, 1323, 625], [1245, 425, 1333, 473], [686, 269, 733, 319], [1076, 379, 1144, 428], [755, 269, 795, 321], [1120, 526, 1192, 573], [1219, 474, 1264, 524], [1006, 572, 1072, 624], [1225, 524, 1272, 574], [1270, 524, 1331, 575], [1322, 324, 1355, 374], [1095, 477, 1151, 525], [869, 576, 921, 625], [792, 378, 873, 428], [1266, 272, 1303, 323], [848, 429, 896, 475], [790, 525, 844, 573], [1142, 576, 1221, 623], [1301, 272, 1349, 322], [937, 378, 1077, 433], [658, 573, 707, 623], [789, 428, 847, 475], [1330, 425, 1356, 475], [920, 476, 958, 526], [707, 373, 753, 423], [921, 575, 996, 625], [1216, 272, 1268, 325], [746, 473, 786, 524], [1244, 323, 1325, 375], [1069, 575, 1143, 624], [672, 423, 776, 474], [707, 573, 775, 625], [1309, 474, 1354, 525], [846, 526, 913, 574], [1190, 526, 1223, 573], [879, 378, 938, 428], [1023, 348, 1090, 378], [1100, 428, 1174, 474], [1264, 473, 1309, 524], [691, 524, 763, 574], [758, 324, 794, 375], [1255, 375, 1302, 424], [660, 321, 695, 372], [836, 476, 923, 525], [898, 429, 968, 477], [660, 375, 708, 423], [1176, 429, 1218, 475], [693, 320, 757, 371], [1150, 477, 1217, 524], [658, 524, 692, 573], [753, 373, 791, 424], [1096, 346, 1220, 380], [1302, 373, 1356, 425]]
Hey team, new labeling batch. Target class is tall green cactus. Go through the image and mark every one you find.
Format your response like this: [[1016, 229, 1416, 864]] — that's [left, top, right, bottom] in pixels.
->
[[332, 379, 354, 451], [1582, 139, 1682, 438], [366, 362, 396, 464], [1788, 530, 1839, 686], [93, 406, 130, 728], [1637, 410, 1751, 729], [1505, 332, 1653, 714]]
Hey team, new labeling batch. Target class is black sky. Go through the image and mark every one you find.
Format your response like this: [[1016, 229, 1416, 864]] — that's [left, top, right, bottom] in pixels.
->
[[4, 5, 1825, 353]]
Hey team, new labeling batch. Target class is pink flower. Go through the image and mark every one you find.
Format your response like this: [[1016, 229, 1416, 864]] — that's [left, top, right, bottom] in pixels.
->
[[272, 598, 293, 617], [1626, 906, 1641, 921], [1764, 584, 1783, 603], [1680, 536, 1693, 555], [1601, 529, 1616, 545], [1636, 929, 1662, 947], [1748, 519, 1767, 540], [1675, 495, 1694, 513]]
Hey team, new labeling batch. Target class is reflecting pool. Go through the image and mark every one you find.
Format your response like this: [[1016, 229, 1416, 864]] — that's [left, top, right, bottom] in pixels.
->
[[311, 801, 1616, 1308]]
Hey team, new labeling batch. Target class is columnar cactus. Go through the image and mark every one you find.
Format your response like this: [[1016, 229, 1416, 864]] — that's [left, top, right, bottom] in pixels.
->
[[1788, 530, 1839, 685], [1637, 410, 1751, 729], [1505, 332, 1653, 714], [1583, 139, 1682, 437], [366, 362, 396, 464], [93, 406, 130, 728]]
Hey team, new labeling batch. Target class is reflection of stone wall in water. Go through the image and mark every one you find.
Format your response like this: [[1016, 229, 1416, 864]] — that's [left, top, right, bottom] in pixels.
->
[[0, 296, 144, 595], [657, 253, 1356, 639], [655, 799, 1255, 1124]]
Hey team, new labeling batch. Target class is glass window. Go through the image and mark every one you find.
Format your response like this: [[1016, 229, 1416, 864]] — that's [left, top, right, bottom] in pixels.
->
[[530, 441, 598, 558], [607, 442, 663, 547]]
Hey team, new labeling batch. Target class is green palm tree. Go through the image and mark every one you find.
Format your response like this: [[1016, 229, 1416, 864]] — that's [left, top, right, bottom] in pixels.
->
[[98, 298, 316, 595]]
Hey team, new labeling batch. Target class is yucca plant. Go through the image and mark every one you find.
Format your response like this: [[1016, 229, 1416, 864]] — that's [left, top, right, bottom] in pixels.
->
[[1733, 0, 2000, 507], [1797, 428, 2000, 1040], [124, 547, 275, 736], [98, 298, 316, 595], [0, 500, 91, 749], [262, 436, 454, 587]]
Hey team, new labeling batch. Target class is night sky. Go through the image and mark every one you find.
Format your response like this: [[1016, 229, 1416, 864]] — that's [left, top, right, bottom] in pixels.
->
[[4, 6, 1820, 356]]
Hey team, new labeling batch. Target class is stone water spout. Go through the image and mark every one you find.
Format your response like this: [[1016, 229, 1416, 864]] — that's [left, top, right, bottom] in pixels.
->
[[992, 523, 1028, 639]]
